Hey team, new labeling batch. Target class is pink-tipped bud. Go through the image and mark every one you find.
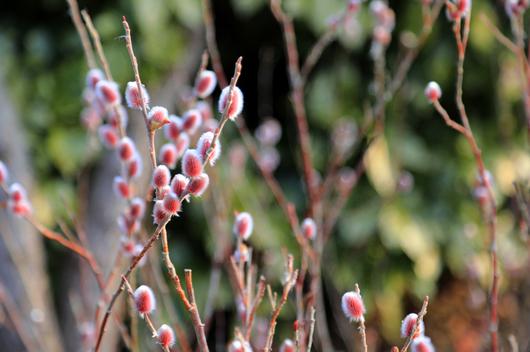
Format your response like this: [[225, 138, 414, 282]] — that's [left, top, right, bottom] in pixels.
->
[[129, 197, 146, 219], [117, 214, 140, 235], [218, 86, 244, 120], [159, 143, 179, 169], [446, 0, 471, 21], [163, 192, 181, 215], [148, 106, 170, 130], [401, 313, 425, 339], [86, 68, 104, 90], [279, 339, 295, 352], [301, 217, 317, 240], [182, 149, 203, 178], [152, 200, 168, 225], [152, 165, 171, 189], [157, 324, 175, 348], [228, 340, 252, 352], [9, 183, 27, 203], [121, 236, 136, 256], [106, 105, 128, 130], [8, 200, 32, 216], [0, 161, 8, 185], [348, 0, 362, 12], [189, 173, 209, 197], [126, 155, 143, 179], [411, 336, 435, 352], [175, 133, 190, 157], [98, 125, 119, 149], [95, 80, 121, 107], [196, 101, 213, 122], [194, 70, 217, 98], [341, 291, 365, 322], [118, 137, 136, 162], [255, 119, 282, 146], [163, 115, 183, 142], [171, 174, 190, 197], [197, 131, 221, 165], [113, 176, 131, 199], [182, 109, 203, 135], [125, 81, 150, 110], [424, 81, 441, 102], [233, 212, 253, 240], [133, 285, 156, 315], [506, 0, 529, 17], [81, 107, 102, 131]]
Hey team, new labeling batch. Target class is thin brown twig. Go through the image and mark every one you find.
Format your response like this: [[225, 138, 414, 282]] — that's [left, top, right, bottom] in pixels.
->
[[264, 255, 298, 351], [94, 219, 169, 352], [122, 16, 157, 169], [306, 306, 316, 352], [66, 0, 96, 69], [354, 284, 368, 352], [244, 276, 266, 341], [400, 296, 429, 352], [270, 0, 316, 216], [184, 270, 210, 352], [81, 10, 113, 81], [201, 0, 228, 87]]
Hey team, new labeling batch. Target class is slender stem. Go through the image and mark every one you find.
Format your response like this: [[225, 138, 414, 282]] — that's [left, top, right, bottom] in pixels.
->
[[66, 0, 96, 69], [184, 270, 210, 352], [201, 0, 228, 87], [94, 220, 168, 352], [81, 10, 113, 81], [306, 306, 316, 352], [354, 284, 368, 352], [122, 17, 157, 169]]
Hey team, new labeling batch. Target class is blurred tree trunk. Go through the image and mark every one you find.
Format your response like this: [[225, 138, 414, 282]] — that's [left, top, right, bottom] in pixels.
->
[[0, 74, 64, 351]]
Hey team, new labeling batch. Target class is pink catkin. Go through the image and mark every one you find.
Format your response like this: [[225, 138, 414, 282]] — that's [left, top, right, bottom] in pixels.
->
[[148, 106, 170, 130], [162, 192, 181, 215], [424, 81, 441, 102], [182, 109, 203, 135], [401, 313, 425, 339], [233, 212, 253, 240], [182, 149, 203, 178], [127, 155, 143, 179], [279, 339, 295, 352], [157, 324, 175, 348], [152, 200, 167, 225], [194, 70, 217, 98], [152, 165, 171, 189], [113, 176, 131, 199], [98, 125, 119, 149], [164, 115, 183, 142], [218, 86, 244, 120], [411, 336, 435, 352], [133, 285, 156, 315], [118, 137, 136, 162], [159, 143, 179, 169], [197, 131, 221, 165], [341, 291, 365, 322], [125, 81, 149, 110], [170, 174, 189, 197], [188, 173, 210, 197], [0, 161, 8, 184], [301, 217, 317, 240], [86, 68, 104, 90], [129, 197, 145, 219], [95, 80, 121, 107]]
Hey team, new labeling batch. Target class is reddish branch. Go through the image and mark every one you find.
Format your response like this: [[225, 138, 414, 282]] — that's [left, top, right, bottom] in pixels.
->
[[66, 0, 96, 69], [434, 9, 499, 351]]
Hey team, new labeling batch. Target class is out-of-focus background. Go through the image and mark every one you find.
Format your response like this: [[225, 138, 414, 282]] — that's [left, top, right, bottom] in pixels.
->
[[0, 0, 529, 351]]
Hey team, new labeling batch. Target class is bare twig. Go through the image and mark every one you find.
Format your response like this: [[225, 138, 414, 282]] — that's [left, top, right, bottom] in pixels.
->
[[354, 284, 368, 352], [201, 0, 228, 87], [184, 270, 210, 352], [66, 0, 96, 69]]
